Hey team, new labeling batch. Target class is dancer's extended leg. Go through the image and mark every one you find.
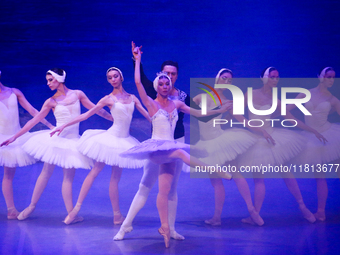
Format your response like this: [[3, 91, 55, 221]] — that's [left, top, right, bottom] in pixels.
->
[[315, 177, 327, 221], [18, 163, 55, 220], [281, 172, 315, 223], [157, 162, 175, 248], [62, 168, 76, 213], [205, 178, 224, 226], [63, 161, 105, 224], [2, 167, 19, 219], [114, 160, 158, 240], [168, 159, 184, 240], [109, 166, 124, 224]]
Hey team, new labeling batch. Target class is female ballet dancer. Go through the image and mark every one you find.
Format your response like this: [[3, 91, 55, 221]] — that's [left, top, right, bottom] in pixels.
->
[[50, 67, 150, 225], [115, 46, 230, 248], [289, 67, 339, 221], [1, 68, 112, 220], [238, 67, 326, 225], [129, 42, 192, 240], [0, 71, 53, 219], [193, 68, 272, 226]]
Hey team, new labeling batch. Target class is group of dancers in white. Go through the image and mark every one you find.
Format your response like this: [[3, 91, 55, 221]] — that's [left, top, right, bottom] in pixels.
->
[[0, 42, 339, 248]]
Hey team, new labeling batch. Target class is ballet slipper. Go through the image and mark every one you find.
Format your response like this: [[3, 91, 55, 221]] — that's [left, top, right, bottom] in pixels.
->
[[7, 207, 20, 220], [249, 208, 264, 226], [204, 218, 222, 226], [170, 230, 185, 240], [241, 217, 256, 225], [299, 204, 316, 223], [158, 227, 170, 248], [314, 211, 326, 221], [17, 204, 36, 220], [113, 225, 133, 241], [62, 216, 84, 224], [113, 212, 125, 225], [63, 203, 82, 225], [216, 171, 232, 180]]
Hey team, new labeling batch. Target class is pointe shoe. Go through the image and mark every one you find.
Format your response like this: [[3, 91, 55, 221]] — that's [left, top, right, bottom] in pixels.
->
[[158, 227, 170, 248], [17, 205, 36, 220], [170, 230, 185, 240], [249, 209, 264, 226], [113, 213, 125, 225], [314, 211, 326, 221], [241, 217, 256, 225], [62, 216, 84, 224], [216, 171, 233, 180], [204, 218, 222, 226], [7, 207, 20, 220], [299, 205, 316, 223], [113, 226, 133, 241]]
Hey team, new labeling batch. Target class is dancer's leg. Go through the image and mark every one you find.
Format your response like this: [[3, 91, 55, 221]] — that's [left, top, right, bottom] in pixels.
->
[[114, 160, 159, 240], [169, 149, 232, 179], [157, 162, 175, 248], [62, 168, 76, 213], [168, 159, 184, 240], [109, 166, 124, 224], [315, 176, 327, 221], [2, 167, 19, 219], [63, 161, 105, 224], [205, 178, 224, 226], [18, 163, 55, 220], [281, 172, 315, 223]]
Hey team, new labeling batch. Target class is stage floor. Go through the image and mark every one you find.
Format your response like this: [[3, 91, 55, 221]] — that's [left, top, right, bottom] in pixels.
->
[[1, 162, 339, 255]]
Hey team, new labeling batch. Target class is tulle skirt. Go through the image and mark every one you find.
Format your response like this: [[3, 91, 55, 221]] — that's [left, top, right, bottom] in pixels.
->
[[293, 123, 340, 165], [0, 132, 37, 168], [22, 130, 93, 169], [77, 129, 145, 168], [237, 128, 304, 167], [194, 128, 257, 165]]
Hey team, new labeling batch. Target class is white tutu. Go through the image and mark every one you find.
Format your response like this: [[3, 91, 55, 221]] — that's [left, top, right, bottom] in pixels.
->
[[293, 100, 340, 165], [0, 132, 37, 168], [23, 129, 93, 169], [0, 92, 36, 168], [237, 128, 304, 167], [293, 123, 340, 165], [77, 129, 145, 168], [22, 98, 93, 169]]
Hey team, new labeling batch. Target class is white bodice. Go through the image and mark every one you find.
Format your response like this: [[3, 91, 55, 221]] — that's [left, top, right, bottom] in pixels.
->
[[304, 100, 332, 133], [151, 108, 178, 141], [0, 92, 21, 135], [107, 100, 134, 138], [248, 104, 273, 131], [54, 99, 80, 139]]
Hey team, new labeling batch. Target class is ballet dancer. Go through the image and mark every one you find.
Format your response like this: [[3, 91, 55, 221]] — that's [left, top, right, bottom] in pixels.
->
[[289, 67, 338, 221], [115, 45, 231, 247], [238, 67, 326, 225], [114, 42, 194, 241], [1, 68, 112, 220], [50, 67, 150, 225], [0, 71, 53, 219], [193, 68, 273, 226]]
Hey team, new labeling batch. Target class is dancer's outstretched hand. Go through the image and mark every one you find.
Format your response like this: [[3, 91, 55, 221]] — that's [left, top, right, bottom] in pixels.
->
[[0, 137, 16, 147], [131, 41, 143, 59], [50, 125, 65, 137], [315, 132, 327, 144], [262, 130, 276, 145]]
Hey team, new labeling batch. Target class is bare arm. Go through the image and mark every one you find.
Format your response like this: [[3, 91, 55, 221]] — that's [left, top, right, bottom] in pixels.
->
[[50, 96, 112, 136], [175, 100, 231, 117], [1, 98, 54, 146], [76, 90, 113, 121], [132, 95, 151, 122], [132, 42, 157, 113], [13, 88, 54, 129]]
